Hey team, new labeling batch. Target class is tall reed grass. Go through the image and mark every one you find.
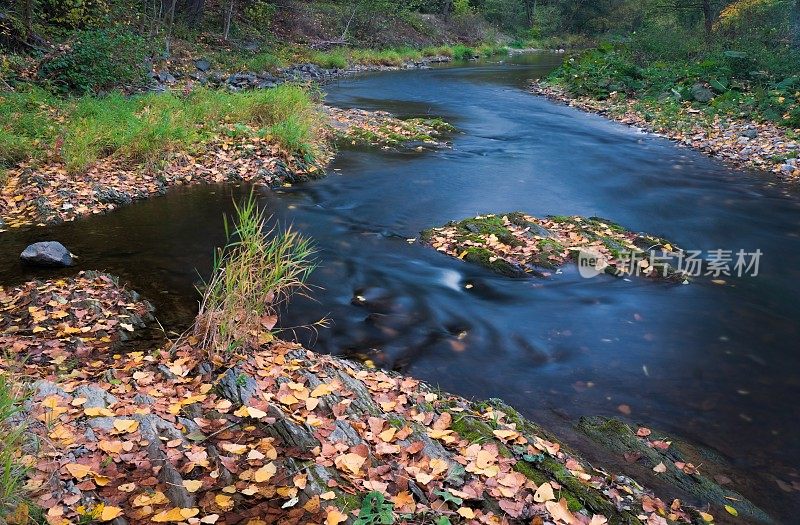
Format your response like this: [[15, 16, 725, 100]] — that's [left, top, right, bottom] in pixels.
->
[[195, 193, 314, 354]]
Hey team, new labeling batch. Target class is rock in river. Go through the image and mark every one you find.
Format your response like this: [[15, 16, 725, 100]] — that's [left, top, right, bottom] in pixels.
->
[[20, 241, 74, 267]]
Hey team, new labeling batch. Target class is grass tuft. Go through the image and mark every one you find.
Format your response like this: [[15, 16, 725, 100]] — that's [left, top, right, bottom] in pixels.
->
[[0, 374, 28, 519], [195, 192, 315, 354]]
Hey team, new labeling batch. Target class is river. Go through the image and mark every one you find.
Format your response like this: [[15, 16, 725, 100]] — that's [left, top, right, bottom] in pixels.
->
[[2, 53, 799, 520]]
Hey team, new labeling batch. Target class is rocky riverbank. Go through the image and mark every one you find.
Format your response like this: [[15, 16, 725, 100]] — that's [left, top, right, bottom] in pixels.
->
[[0, 272, 766, 524], [422, 213, 685, 281], [149, 55, 453, 93], [529, 82, 800, 179]]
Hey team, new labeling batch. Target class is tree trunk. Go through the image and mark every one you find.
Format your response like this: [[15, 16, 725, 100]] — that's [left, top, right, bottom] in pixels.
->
[[524, 0, 533, 27], [441, 0, 453, 20], [223, 0, 235, 40], [701, 0, 713, 34], [23, 0, 34, 38]]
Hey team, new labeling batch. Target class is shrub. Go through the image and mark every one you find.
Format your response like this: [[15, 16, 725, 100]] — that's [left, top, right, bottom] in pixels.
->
[[38, 28, 149, 94], [454, 0, 472, 15], [244, 0, 277, 30], [716, 0, 792, 43], [41, 0, 109, 28], [551, 46, 643, 98]]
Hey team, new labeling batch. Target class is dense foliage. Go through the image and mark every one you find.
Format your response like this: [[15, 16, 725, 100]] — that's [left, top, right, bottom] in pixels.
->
[[37, 28, 149, 94], [545, 0, 800, 127]]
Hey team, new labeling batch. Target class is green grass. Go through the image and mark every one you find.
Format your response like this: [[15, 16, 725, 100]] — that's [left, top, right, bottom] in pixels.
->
[[308, 50, 348, 69], [451, 45, 477, 60], [195, 192, 316, 354], [0, 374, 28, 519], [476, 43, 509, 57], [0, 84, 322, 175]]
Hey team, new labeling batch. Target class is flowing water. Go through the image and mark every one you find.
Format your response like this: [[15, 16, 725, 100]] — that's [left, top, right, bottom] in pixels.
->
[[2, 53, 799, 519]]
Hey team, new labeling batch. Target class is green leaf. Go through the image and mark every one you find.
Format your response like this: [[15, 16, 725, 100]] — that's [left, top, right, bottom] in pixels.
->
[[523, 453, 545, 463], [433, 489, 463, 506]]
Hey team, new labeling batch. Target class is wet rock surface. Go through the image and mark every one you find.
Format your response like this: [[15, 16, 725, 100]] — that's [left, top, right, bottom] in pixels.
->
[[20, 241, 74, 267]]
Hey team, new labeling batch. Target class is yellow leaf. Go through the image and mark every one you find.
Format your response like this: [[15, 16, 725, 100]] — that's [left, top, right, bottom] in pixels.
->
[[457, 507, 475, 519], [221, 443, 248, 455], [183, 480, 203, 492], [98, 440, 123, 454], [99, 506, 123, 522], [325, 508, 348, 525], [699, 512, 714, 522], [534, 482, 555, 503], [215, 494, 233, 510], [310, 383, 336, 397], [334, 453, 366, 475], [278, 394, 299, 405], [244, 406, 267, 419], [320, 491, 336, 500], [93, 474, 111, 486], [493, 429, 519, 440], [113, 419, 139, 433], [64, 463, 92, 479], [724, 505, 738, 517], [253, 462, 277, 483], [118, 483, 136, 492], [152, 508, 199, 522], [84, 407, 114, 417], [378, 428, 396, 442]]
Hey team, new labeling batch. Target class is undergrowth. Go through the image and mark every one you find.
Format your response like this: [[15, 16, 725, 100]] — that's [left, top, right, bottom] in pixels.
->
[[545, 21, 800, 127]]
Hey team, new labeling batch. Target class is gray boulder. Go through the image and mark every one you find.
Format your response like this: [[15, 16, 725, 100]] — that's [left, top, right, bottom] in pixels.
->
[[20, 241, 74, 267], [691, 83, 714, 103], [740, 128, 758, 139], [156, 71, 176, 84], [195, 58, 211, 72]]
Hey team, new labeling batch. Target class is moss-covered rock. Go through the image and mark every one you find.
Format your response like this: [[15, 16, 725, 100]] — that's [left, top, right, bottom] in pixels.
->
[[577, 416, 774, 524], [422, 212, 687, 281]]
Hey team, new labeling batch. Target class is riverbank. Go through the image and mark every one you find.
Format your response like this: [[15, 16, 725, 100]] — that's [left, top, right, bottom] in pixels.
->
[[529, 82, 800, 178], [0, 270, 761, 524], [0, 87, 451, 230]]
